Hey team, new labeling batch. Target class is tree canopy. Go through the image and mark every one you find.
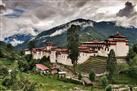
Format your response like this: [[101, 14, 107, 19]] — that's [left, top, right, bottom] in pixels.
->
[[106, 49, 117, 81], [67, 24, 80, 73]]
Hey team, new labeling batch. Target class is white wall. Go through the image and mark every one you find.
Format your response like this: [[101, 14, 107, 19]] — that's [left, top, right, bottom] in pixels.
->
[[31, 41, 129, 66], [24, 50, 31, 55], [32, 51, 50, 60], [50, 51, 57, 63], [115, 42, 129, 57]]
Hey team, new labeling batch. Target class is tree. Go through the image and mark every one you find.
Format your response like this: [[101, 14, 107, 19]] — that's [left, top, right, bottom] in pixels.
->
[[6, 44, 13, 51], [127, 43, 137, 66], [106, 49, 117, 81], [24, 54, 33, 62], [18, 60, 30, 72], [67, 25, 80, 73], [89, 70, 95, 81], [100, 75, 109, 87], [0, 66, 9, 79], [78, 72, 82, 80], [105, 84, 112, 91], [28, 40, 35, 50], [2, 77, 13, 88], [0, 50, 4, 58]]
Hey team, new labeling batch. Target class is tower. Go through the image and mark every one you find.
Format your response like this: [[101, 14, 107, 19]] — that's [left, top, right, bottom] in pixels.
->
[[106, 32, 129, 57]]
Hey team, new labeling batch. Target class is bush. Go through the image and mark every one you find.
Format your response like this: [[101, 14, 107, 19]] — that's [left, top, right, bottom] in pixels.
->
[[0, 66, 8, 79], [78, 73, 82, 80], [105, 84, 112, 91], [18, 60, 30, 72], [2, 77, 13, 87], [127, 67, 137, 79], [100, 76, 109, 87], [89, 70, 95, 81]]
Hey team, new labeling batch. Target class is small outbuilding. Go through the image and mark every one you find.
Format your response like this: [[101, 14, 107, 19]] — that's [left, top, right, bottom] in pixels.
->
[[58, 71, 66, 78], [35, 64, 49, 75]]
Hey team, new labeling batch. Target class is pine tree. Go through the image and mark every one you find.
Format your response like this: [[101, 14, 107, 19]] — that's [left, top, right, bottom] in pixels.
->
[[106, 49, 117, 81], [67, 25, 80, 74]]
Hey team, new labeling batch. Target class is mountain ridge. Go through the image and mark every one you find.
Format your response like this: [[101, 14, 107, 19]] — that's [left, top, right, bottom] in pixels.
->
[[14, 18, 137, 50]]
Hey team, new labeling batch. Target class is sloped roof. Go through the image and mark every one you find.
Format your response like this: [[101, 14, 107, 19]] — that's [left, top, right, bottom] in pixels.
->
[[36, 64, 49, 71], [109, 32, 127, 38]]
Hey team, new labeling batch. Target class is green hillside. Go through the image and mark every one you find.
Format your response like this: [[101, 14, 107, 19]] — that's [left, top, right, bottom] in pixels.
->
[[0, 41, 104, 91], [77, 57, 107, 74]]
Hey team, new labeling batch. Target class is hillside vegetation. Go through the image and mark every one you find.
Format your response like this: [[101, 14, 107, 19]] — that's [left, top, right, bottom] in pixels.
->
[[77, 57, 107, 74]]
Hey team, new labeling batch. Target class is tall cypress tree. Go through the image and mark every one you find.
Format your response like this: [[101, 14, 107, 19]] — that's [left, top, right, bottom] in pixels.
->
[[67, 24, 80, 73], [106, 49, 117, 81]]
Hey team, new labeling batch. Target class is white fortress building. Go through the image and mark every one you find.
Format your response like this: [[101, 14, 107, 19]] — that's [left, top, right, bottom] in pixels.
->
[[25, 32, 129, 66]]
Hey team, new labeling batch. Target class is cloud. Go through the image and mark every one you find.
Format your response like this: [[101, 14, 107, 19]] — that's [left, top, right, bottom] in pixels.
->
[[117, 1, 137, 17], [1, 0, 137, 40]]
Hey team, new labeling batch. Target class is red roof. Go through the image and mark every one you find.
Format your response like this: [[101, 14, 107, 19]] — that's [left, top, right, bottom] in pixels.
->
[[83, 40, 105, 44], [36, 64, 49, 71], [109, 32, 127, 38]]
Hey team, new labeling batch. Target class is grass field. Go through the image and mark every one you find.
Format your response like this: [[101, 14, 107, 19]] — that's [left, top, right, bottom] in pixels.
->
[[22, 73, 104, 91], [1, 56, 137, 91], [0, 58, 104, 91]]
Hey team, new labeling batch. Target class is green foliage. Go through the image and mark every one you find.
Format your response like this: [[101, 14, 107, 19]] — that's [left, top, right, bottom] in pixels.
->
[[18, 60, 30, 72], [6, 44, 13, 51], [0, 50, 4, 58], [18, 54, 36, 72], [0, 66, 8, 79], [67, 25, 80, 73], [127, 43, 137, 66], [39, 56, 51, 66], [78, 73, 82, 80], [126, 67, 137, 80], [105, 84, 112, 91], [18, 78, 36, 91], [106, 49, 117, 81], [25, 54, 33, 61], [89, 70, 95, 81], [1, 69, 36, 91], [100, 76, 109, 87], [2, 77, 13, 88]]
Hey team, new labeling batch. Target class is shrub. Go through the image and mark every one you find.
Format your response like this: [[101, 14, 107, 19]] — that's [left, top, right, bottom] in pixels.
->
[[18, 60, 30, 72], [100, 75, 109, 87], [89, 70, 95, 81], [105, 84, 112, 91], [78, 73, 82, 80], [0, 66, 8, 79], [127, 67, 137, 79], [2, 77, 13, 87]]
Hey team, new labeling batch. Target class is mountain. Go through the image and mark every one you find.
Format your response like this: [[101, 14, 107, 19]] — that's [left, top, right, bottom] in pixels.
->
[[4, 34, 33, 46], [33, 18, 104, 47], [16, 18, 137, 49]]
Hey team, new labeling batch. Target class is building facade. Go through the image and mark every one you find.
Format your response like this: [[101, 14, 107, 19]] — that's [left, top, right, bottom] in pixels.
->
[[25, 32, 129, 66]]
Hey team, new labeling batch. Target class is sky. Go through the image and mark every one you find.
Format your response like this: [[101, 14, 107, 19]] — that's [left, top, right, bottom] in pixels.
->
[[0, 0, 137, 40]]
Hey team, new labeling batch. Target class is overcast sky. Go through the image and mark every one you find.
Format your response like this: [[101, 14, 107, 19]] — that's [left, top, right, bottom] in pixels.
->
[[0, 0, 137, 40]]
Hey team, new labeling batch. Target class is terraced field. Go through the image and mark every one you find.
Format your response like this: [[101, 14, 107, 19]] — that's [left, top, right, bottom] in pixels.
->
[[77, 56, 107, 74]]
